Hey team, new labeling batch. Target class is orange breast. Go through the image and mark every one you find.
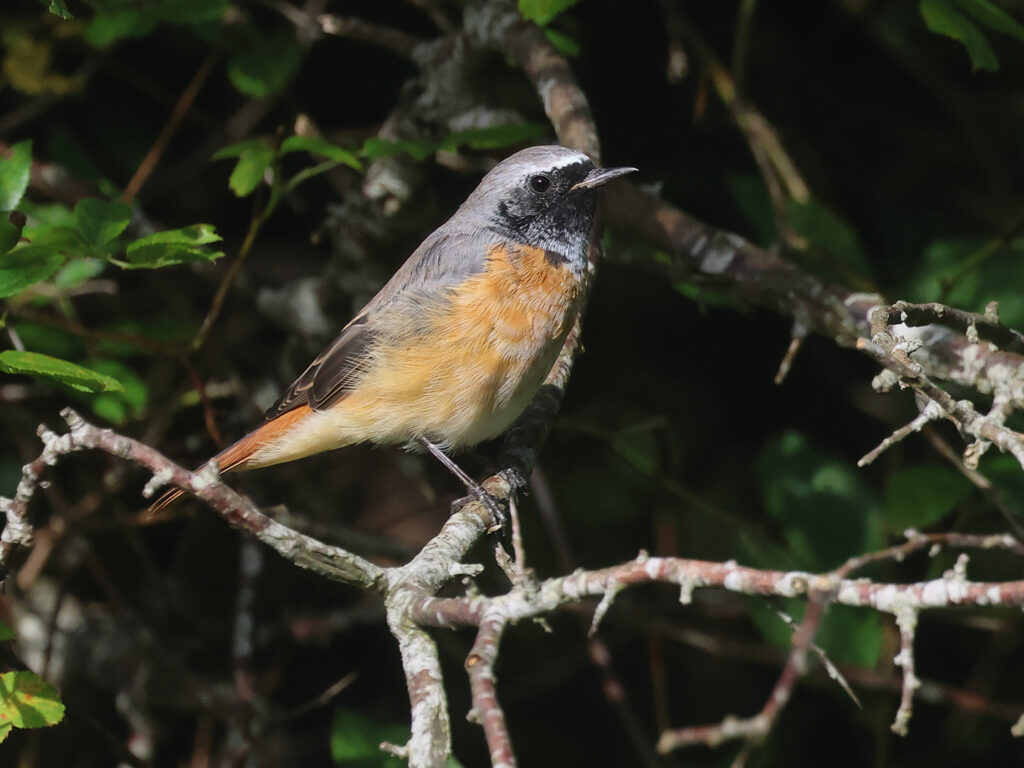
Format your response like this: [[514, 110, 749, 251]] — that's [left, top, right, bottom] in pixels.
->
[[340, 242, 583, 446], [243, 242, 584, 467]]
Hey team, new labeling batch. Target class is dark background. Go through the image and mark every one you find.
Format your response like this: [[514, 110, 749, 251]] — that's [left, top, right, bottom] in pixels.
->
[[2, 0, 1024, 766]]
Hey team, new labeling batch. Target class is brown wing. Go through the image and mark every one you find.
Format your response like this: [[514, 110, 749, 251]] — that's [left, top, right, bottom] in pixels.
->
[[264, 314, 376, 419]]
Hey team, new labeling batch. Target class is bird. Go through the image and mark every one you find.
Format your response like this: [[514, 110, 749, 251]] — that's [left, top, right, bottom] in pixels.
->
[[149, 145, 636, 523]]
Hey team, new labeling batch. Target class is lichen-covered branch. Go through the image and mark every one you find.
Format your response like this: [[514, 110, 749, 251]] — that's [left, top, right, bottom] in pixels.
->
[[0, 409, 383, 589]]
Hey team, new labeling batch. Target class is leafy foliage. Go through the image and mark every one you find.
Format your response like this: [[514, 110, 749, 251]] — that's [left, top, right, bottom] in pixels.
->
[[518, 0, 583, 26], [2, 0, 1024, 765], [919, 0, 1024, 70], [0, 671, 65, 743], [0, 350, 124, 393]]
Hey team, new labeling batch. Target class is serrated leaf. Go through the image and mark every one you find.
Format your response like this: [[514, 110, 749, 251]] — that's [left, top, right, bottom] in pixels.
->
[[954, 0, 1024, 43], [0, 621, 13, 641], [331, 709, 408, 766], [921, 0, 1000, 70], [439, 123, 547, 151], [0, 350, 124, 393], [227, 31, 302, 98], [884, 465, 972, 531], [0, 245, 65, 298], [519, 0, 582, 25], [73, 198, 131, 249], [0, 721, 11, 743], [123, 244, 225, 269], [0, 671, 65, 729], [123, 224, 224, 268], [280, 136, 363, 170], [0, 140, 32, 212]]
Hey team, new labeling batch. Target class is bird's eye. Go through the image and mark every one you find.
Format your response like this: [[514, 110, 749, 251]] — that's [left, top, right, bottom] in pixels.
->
[[529, 174, 552, 194]]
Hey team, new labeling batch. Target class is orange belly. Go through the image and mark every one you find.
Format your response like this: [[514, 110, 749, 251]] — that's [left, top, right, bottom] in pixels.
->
[[242, 242, 583, 468]]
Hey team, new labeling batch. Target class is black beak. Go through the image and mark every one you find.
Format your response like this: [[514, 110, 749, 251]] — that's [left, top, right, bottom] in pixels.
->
[[571, 165, 638, 191]]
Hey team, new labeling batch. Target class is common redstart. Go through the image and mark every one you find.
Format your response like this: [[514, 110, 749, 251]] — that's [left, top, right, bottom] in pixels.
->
[[151, 145, 636, 520]]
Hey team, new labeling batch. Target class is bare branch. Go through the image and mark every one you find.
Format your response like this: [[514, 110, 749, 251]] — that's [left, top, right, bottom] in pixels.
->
[[0, 409, 384, 588], [467, 613, 515, 768]]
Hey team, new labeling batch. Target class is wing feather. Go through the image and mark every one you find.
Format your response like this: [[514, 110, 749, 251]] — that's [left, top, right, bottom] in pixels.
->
[[264, 229, 491, 420]]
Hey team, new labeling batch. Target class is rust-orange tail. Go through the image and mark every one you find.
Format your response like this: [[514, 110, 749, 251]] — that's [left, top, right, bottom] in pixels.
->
[[145, 406, 314, 516]]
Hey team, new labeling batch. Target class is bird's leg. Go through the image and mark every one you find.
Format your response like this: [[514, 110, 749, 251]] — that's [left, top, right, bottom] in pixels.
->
[[418, 437, 508, 532]]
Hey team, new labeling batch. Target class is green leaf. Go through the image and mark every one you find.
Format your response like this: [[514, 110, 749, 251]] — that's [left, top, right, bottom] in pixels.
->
[[93, 316, 195, 356], [10, 323, 82, 359], [0, 245, 65, 298], [0, 621, 13, 641], [519, 0, 583, 25], [212, 140, 272, 160], [123, 224, 224, 268], [21, 200, 75, 231], [54, 257, 105, 289], [0, 212, 26, 255], [280, 136, 363, 171], [785, 199, 872, 284], [0, 350, 124, 393], [360, 137, 436, 162], [817, 606, 883, 668], [227, 31, 302, 98], [45, 0, 75, 20], [217, 144, 275, 197], [884, 465, 972, 531], [0, 721, 11, 743], [954, 0, 1024, 43], [85, 7, 158, 47], [747, 600, 882, 669], [544, 28, 581, 56], [0, 140, 32, 212], [903, 237, 1024, 330], [756, 431, 882, 570], [439, 123, 548, 151], [331, 709, 408, 767], [84, 360, 148, 423], [610, 426, 660, 477], [73, 198, 132, 250], [0, 671, 65, 729], [920, 0, 1000, 71], [728, 173, 776, 247]]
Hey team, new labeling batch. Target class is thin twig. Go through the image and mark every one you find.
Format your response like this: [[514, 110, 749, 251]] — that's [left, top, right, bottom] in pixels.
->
[[121, 51, 219, 204]]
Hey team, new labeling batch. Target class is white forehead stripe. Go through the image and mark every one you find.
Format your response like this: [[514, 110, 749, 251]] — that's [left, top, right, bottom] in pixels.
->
[[544, 152, 590, 169]]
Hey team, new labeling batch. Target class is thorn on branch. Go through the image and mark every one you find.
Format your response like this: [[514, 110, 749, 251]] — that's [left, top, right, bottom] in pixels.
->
[[774, 323, 807, 384]]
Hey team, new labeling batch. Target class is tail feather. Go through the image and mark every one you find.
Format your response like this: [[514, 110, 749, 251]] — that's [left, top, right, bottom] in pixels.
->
[[144, 406, 314, 518]]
